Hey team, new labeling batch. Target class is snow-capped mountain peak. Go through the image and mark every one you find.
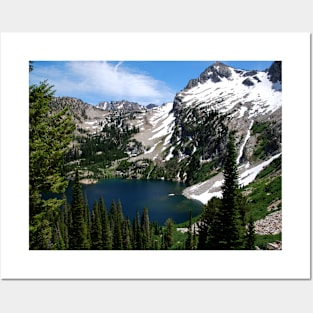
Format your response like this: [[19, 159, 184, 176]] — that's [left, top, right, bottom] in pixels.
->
[[174, 61, 281, 119]]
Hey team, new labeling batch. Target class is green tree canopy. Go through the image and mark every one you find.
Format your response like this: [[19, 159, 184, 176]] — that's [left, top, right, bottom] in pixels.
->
[[69, 171, 90, 249], [206, 133, 245, 249], [29, 67, 75, 249]]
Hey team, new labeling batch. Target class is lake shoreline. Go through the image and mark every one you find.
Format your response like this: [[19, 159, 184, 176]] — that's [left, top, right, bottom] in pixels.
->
[[80, 178, 98, 185], [71, 177, 203, 225]]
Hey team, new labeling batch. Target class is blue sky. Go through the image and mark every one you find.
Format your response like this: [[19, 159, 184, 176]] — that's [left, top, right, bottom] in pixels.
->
[[29, 61, 274, 106]]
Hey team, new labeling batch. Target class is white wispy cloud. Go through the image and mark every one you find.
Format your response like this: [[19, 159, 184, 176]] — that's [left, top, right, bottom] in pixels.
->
[[30, 61, 175, 105]]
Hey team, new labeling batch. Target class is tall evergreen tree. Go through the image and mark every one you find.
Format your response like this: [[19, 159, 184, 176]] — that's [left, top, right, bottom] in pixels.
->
[[29, 64, 74, 249], [133, 210, 143, 249], [52, 207, 66, 250], [99, 197, 112, 249], [185, 211, 194, 250], [163, 218, 174, 249], [69, 171, 90, 249], [197, 197, 220, 249], [60, 194, 70, 249], [90, 201, 103, 249], [207, 133, 245, 249], [117, 200, 125, 227], [141, 208, 151, 249], [122, 218, 133, 250], [56, 221, 66, 249], [84, 196, 92, 248], [110, 201, 123, 249]]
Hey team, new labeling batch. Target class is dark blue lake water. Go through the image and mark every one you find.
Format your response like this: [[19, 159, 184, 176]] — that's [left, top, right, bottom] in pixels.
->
[[66, 179, 203, 225]]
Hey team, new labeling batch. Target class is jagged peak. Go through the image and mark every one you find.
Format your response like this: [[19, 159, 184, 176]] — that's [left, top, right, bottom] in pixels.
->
[[209, 61, 230, 71], [266, 61, 282, 84], [184, 61, 233, 90], [97, 99, 144, 111]]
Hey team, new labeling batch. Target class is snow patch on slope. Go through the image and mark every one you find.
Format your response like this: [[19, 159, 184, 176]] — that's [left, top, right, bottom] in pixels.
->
[[149, 103, 175, 141], [183, 153, 281, 204], [239, 153, 281, 187], [131, 102, 175, 161], [236, 120, 254, 164]]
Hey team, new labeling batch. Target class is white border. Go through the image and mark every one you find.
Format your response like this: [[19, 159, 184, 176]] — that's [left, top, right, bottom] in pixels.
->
[[0, 32, 311, 279]]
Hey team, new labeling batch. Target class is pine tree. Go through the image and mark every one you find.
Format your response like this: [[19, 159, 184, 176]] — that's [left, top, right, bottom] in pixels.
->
[[117, 200, 125, 227], [50, 203, 67, 250], [69, 171, 89, 249], [185, 211, 194, 250], [197, 197, 220, 249], [84, 196, 92, 248], [99, 197, 112, 249], [110, 201, 123, 249], [207, 133, 245, 249], [29, 66, 74, 249], [122, 218, 133, 250], [141, 208, 151, 249], [60, 194, 70, 249], [53, 214, 66, 250], [163, 218, 174, 249], [133, 210, 143, 249], [237, 193, 251, 226], [90, 201, 103, 249]]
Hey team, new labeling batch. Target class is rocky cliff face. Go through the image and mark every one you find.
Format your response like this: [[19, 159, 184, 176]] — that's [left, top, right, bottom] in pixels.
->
[[184, 61, 233, 89], [171, 61, 282, 173], [97, 100, 145, 111], [267, 61, 282, 84], [49, 96, 105, 125]]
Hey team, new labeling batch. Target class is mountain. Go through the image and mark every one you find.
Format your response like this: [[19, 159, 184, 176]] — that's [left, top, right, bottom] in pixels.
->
[[49, 96, 105, 124], [267, 61, 282, 84], [146, 103, 158, 109], [185, 61, 233, 88], [166, 61, 282, 191], [171, 61, 281, 164], [97, 100, 145, 111], [50, 61, 281, 200]]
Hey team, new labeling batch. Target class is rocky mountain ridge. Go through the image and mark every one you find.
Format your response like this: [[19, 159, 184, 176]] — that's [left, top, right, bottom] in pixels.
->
[[183, 61, 281, 90], [50, 61, 282, 191], [49, 96, 105, 125], [96, 99, 145, 111]]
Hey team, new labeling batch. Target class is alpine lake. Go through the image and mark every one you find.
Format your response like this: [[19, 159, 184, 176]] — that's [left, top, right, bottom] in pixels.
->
[[66, 178, 203, 225]]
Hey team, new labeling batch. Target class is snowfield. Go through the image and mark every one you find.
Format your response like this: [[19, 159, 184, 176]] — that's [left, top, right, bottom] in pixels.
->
[[178, 68, 281, 120], [183, 153, 282, 205]]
